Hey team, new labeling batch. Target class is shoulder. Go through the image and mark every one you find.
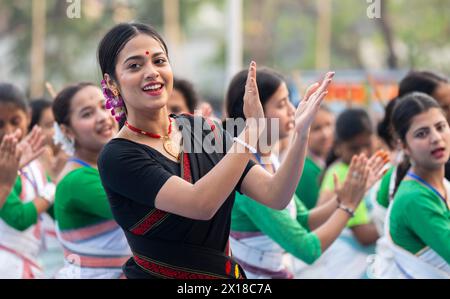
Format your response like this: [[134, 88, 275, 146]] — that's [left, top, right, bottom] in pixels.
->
[[393, 180, 438, 211], [59, 167, 99, 186], [98, 138, 149, 168], [100, 138, 146, 156], [396, 180, 430, 198]]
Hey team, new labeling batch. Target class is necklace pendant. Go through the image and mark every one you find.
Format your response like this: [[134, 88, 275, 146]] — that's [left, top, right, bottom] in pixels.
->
[[163, 138, 180, 161]]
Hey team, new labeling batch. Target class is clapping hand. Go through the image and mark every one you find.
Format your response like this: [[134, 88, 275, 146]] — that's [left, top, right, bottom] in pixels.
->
[[0, 130, 22, 189], [365, 150, 390, 192], [295, 72, 335, 135], [243, 61, 265, 122], [333, 154, 370, 209], [18, 126, 46, 169]]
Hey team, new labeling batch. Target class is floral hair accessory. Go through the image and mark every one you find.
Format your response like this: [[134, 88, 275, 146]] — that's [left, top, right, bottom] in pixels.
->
[[53, 122, 75, 156], [101, 79, 126, 122]]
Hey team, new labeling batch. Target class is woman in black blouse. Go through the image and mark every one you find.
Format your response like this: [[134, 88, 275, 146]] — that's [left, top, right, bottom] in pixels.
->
[[97, 22, 368, 279]]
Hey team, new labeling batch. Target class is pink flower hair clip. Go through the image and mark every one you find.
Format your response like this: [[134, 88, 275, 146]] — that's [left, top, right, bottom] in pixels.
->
[[101, 79, 126, 122]]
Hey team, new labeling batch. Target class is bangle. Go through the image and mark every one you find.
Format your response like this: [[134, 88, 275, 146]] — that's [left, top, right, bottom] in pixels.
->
[[337, 203, 355, 218], [39, 183, 55, 205], [233, 137, 257, 154]]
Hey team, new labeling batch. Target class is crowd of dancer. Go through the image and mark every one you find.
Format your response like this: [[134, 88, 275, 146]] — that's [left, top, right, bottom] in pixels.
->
[[0, 22, 448, 279]]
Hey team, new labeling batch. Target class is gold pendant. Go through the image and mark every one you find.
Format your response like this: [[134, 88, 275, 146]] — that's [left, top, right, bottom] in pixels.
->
[[163, 138, 180, 161]]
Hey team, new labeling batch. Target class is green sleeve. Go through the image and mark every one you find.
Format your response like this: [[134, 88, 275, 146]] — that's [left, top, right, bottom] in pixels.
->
[[404, 193, 450, 263], [376, 167, 394, 208], [0, 177, 38, 231], [67, 169, 113, 219], [295, 158, 321, 209], [294, 194, 311, 230], [238, 194, 322, 265]]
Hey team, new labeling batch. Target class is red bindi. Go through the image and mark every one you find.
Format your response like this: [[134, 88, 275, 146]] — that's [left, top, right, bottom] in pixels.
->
[[145, 51, 150, 56]]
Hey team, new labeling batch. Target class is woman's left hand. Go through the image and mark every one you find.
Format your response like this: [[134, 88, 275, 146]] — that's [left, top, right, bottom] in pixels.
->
[[295, 72, 334, 136]]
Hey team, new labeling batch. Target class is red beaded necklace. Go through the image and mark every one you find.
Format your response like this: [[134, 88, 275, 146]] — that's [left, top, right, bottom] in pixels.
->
[[125, 117, 180, 161]]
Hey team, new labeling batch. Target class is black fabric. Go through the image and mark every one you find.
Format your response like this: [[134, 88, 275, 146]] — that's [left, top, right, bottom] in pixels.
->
[[445, 160, 450, 181], [98, 114, 256, 279], [123, 231, 246, 279]]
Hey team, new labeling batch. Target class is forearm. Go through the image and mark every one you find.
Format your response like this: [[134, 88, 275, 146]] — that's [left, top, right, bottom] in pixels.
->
[[313, 208, 352, 252], [191, 129, 253, 217], [265, 130, 309, 209], [317, 190, 336, 206], [351, 223, 379, 246], [308, 195, 339, 230]]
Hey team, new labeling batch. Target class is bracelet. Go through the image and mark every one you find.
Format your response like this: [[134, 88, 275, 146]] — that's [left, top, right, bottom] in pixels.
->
[[337, 203, 355, 218], [233, 137, 257, 154], [39, 183, 56, 205]]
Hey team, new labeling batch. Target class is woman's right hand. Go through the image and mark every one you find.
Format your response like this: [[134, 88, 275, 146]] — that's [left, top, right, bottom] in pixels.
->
[[0, 130, 22, 189], [243, 61, 265, 122], [333, 154, 370, 209]]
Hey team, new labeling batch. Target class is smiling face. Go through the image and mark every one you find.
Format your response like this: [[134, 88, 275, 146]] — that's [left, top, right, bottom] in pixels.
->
[[63, 86, 116, 153], [403, 108, 450, 170], [263, 82, 295, 140], [109, 34, 173, 118]]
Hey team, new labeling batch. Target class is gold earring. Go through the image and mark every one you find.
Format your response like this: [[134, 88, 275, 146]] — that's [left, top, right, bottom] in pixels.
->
[[112, 88, 119, 97]]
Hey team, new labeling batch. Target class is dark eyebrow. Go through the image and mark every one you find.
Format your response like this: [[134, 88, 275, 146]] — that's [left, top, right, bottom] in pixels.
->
[[413, 126, 429, 134], [79, 105, 94, 114], [123, 52, 166, 65], [123, 55, 145, 65]]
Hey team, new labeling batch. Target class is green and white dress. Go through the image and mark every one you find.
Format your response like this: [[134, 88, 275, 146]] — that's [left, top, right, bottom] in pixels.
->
[[54, 163, 131, 279], [0, 161, 52, 278], [368, 177, 450, 278]]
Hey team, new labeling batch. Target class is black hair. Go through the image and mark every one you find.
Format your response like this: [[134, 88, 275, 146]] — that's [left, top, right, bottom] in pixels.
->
[[326, 108, 373, 167], [391, 92, 443, 195], [98, 22, 169, 128], [225, 67, 285, 120], [29, 98, 52, 131], [335, 108, 373, 142], [377, 98, 398, 150], [52, 82, 95, 126], [399, 71, 448, 98], [98, 22, 168, 82], [0, 82, 29, 112], [173, 78, 200, 113], [377, 71, 447, 157]]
